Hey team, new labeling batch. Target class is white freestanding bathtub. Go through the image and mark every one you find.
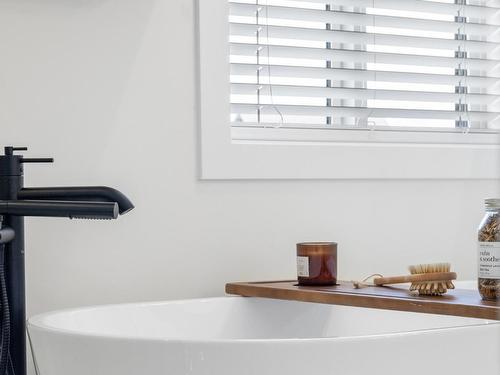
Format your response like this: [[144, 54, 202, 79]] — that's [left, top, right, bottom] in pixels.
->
[[28, 291, 499, 375]]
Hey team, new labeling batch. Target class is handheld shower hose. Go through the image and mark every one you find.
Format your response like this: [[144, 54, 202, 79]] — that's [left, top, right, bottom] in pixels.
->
[[0, 224, 14, 375], [0, 244, 10, 375]]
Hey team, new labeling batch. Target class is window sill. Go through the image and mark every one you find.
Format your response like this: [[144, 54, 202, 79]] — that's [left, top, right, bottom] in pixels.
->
[[201, 131, 500, 179]]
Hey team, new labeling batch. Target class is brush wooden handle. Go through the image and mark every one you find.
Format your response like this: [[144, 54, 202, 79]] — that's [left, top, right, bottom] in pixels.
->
[[374, 272, 457, 286]]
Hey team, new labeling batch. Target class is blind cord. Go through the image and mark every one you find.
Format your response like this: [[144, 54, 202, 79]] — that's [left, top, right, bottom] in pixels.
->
[[263, 0, 284, 128]]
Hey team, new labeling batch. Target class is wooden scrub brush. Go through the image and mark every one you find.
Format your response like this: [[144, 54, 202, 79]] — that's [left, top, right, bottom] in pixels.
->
[[372, 263, 457, 296]]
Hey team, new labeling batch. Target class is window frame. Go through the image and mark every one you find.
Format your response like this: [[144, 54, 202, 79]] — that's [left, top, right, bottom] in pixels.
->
[[197, 0, 500, 179]]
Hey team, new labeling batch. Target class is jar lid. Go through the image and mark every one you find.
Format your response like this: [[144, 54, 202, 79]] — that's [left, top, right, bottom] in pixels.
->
[[485, 198, 500, 210]]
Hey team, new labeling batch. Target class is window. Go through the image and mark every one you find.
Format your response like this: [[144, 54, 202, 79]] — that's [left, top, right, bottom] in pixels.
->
[[198, 0, 500, 179]]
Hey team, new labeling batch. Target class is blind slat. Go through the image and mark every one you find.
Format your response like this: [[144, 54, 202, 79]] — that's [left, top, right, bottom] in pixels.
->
[[230, 0, 500, 16], [230, 23, 500, 57], [231, 83, 499, 106], [230, 43, 500, 75], [231, 63, 500, 92], [230, 3, 500, 34], [231, 103, 498, 120]]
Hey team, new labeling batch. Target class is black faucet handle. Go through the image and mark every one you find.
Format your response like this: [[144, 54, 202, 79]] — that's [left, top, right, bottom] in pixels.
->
[[4, 146, 28, 155], [3, 146, 54, 163], [20, 158, 54, 164]]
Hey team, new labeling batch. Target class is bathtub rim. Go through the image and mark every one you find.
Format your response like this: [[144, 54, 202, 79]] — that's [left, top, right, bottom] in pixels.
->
[[27, 296, 500, 344]]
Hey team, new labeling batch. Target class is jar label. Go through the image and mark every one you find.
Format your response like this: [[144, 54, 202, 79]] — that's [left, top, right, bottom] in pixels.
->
[[297, 256, 309, 277], [478, 242, 500, 279]]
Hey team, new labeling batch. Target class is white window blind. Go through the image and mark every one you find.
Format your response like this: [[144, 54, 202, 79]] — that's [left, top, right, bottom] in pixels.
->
[[229, 0, 500, 140]]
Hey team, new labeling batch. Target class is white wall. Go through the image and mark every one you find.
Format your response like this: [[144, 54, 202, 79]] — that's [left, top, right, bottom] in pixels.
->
[[0, 0, 498, 321]]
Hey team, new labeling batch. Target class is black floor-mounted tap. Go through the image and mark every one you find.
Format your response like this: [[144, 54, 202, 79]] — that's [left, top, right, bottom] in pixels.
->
[[0, 146, 133, 375]]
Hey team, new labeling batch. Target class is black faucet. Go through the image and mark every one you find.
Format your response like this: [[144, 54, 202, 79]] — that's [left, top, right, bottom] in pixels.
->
[[0, 146, 133, 375]]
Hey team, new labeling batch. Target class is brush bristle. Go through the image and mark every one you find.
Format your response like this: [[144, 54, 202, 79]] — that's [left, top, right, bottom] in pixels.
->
[[408, 263, 455, 296]]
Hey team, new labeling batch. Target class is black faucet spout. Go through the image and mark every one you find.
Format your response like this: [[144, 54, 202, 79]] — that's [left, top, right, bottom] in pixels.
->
[[18, 186, 134, 215], [0, 200, 118, 219]]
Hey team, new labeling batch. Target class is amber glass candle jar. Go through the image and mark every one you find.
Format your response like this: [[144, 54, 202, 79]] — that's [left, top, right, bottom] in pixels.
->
[[296, 242, 337, 286]]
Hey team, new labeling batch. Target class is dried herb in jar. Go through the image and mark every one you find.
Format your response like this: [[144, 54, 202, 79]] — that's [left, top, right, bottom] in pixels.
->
[[478, 199, 500, 301]]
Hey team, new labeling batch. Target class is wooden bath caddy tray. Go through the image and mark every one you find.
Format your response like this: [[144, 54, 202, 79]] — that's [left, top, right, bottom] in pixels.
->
[[226, 280, 500, 320]]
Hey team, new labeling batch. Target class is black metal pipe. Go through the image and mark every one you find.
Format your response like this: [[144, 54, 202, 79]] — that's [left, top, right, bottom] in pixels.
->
[[0, 173, 26, 375], [19, 187, 134, 215], [0, 201, 118, 220]]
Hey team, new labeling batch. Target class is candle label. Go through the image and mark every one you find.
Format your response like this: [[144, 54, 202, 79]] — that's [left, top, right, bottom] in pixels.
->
[[297, 256, 310, 277]]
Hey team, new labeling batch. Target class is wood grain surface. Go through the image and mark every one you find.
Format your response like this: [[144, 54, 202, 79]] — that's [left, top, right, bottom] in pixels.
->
[[226, 280, 500, 320]]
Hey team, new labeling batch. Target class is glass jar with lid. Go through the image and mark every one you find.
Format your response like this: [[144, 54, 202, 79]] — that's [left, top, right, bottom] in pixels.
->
[[478, 198, 500, 301]]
